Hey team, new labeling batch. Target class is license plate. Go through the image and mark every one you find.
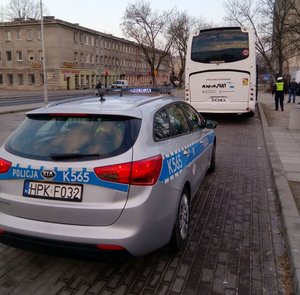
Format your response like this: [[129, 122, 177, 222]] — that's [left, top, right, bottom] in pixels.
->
[[23, 180, 83, 202]]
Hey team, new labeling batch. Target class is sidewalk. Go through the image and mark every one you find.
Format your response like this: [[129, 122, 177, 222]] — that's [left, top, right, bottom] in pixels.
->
[[258, 91, 300, 294]]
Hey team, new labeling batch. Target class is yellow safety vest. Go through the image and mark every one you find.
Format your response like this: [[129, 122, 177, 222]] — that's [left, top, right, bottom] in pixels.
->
[[276, 81, 284, 91]]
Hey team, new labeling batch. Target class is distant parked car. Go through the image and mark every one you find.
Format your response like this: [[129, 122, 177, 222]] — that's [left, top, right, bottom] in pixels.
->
[[111, 80, 128, 88], [0, 87, 217, 256]]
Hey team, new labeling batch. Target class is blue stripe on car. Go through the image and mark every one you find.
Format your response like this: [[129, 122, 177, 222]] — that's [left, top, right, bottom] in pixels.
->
[[0, 165, 129, 193], [159, 133, 214, 183]]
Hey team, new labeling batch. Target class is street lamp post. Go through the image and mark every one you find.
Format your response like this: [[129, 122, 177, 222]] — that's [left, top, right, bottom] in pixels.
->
[[40, 0, 48, 104]]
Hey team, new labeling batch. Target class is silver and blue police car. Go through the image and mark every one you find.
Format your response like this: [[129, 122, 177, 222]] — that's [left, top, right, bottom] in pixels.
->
[[0, 88, 217, 256]]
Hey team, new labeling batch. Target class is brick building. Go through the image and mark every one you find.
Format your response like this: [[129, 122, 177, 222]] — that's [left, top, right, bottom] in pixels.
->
[[0, 17, 170, 90]]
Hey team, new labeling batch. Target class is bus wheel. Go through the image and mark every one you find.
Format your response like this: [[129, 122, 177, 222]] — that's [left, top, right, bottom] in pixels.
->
[[247, 111, 255, 117]]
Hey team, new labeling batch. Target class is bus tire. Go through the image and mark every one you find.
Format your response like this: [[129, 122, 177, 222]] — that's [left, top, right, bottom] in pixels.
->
[[247, 111, 255, 117]]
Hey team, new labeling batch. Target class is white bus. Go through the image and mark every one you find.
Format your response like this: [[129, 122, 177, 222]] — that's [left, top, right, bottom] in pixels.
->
[[185, 26, 257, 116]]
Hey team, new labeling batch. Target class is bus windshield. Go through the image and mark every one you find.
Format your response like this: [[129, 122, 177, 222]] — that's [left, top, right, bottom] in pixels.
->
[[191, 29, 250, 64]]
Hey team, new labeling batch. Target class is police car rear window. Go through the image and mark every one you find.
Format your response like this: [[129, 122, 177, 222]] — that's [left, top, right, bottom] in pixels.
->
[[5, 114, 141, 161]]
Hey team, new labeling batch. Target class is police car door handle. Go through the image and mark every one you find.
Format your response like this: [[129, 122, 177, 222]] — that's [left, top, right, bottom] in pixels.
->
[[183, 149, 190, 156]]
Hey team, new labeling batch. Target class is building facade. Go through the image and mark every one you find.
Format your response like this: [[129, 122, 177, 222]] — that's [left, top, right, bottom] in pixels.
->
[[0, 17, 170, 90]]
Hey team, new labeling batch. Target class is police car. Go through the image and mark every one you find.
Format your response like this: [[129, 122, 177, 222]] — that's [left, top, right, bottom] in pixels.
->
[[0, 88, 217, 256]]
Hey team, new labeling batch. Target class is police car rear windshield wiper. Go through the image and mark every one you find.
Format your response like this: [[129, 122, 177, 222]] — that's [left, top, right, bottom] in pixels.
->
[[49, 153, 100, 160]]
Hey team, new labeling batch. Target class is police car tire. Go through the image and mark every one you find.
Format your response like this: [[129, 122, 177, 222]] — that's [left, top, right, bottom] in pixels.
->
[[208, 142, 216, 173], [171, 188, 190, 251]]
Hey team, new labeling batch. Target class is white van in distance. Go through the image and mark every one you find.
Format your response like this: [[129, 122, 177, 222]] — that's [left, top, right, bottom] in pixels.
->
[[111, 80, 129, 88]]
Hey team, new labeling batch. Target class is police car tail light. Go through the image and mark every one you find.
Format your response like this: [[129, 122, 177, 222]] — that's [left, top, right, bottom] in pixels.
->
[[94, 163, 131, 184], [0, 158, 11, 173], [94, 155, 162, 186], [49, 113, 90, 117], [131, 155, 162, 185], [96, 244, 125, 251]]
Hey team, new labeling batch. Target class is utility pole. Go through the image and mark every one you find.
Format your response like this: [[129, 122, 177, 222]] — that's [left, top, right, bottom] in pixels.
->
[[40, 0, 48, 104]]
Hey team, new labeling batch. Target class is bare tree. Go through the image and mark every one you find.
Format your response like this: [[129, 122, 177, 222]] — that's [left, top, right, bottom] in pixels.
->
[[4, 0, 47, 21], [272, 0, 300, 76], [223, 0, 300, 81], [166, 10, 195, 88], [287, 1, 300, 54], [121, 0, 174, 86], [194, 16, 218, 32]]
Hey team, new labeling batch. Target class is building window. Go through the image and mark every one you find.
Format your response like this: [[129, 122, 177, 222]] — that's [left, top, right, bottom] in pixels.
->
[[38, 29, 42, 40], [85, 35, 89, 45], [27, 29, 33, 40], [86, 54, 89, 64], [74, 32, 78, 43], [6, 51, 12, 61], [74, 52, 78, 62], [80, 53, 84, 62], [28, 50, 34, 61], [18, 74, 23, 85], [0, 51, 2, 61], [7, 74, 13, 85], [16, 30, 21, 40], [17, 50, 23, 61], [5, 31, 11, 41], [39, 50, 43, 60], [28, 74, 35, 84], [0, 74, 3, 84]]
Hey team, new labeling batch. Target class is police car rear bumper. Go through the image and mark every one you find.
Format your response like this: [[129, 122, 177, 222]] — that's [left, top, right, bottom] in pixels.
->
[[0, 185, 180, 256]]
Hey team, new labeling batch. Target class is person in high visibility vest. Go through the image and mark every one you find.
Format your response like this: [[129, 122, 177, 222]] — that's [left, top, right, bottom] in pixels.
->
[[272, 76, 287, 111]]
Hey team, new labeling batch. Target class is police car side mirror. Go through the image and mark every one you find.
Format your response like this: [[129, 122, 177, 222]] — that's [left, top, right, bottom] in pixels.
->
[[205, 119, 218, 129]]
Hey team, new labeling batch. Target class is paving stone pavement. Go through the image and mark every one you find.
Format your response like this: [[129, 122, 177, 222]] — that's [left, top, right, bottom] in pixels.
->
[[0, 92, 294, 294]]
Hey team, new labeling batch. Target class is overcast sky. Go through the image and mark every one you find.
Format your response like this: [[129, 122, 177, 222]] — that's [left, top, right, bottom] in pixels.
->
[[1, 0, 227, 37]]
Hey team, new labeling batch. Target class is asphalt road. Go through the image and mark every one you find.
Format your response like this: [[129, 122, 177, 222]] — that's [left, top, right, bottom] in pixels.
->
[[0, 107, 293, 294]]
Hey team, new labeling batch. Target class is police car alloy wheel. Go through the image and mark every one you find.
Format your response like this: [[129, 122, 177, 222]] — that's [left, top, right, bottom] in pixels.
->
[[172, 187, 190, 250]]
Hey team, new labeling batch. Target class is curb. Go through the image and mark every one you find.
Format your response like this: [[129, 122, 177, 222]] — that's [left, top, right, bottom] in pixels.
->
[[258, 102, 300, 294]]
